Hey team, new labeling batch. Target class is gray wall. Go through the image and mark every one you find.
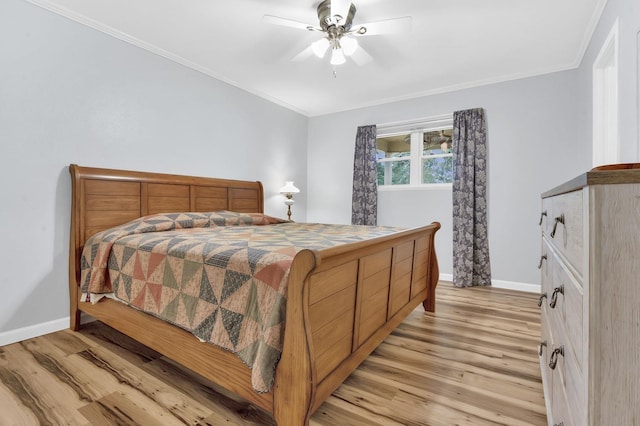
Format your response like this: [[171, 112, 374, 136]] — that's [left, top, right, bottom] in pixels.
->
[[0, 0, 308, 335], [308, 71, 584, 287]]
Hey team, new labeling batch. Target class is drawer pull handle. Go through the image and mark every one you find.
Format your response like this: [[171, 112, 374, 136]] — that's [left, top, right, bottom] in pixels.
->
[[553, 423, 564, 426], [539, 210, 547, 226], [537, 293, 547, 307], [538, 340, 547, 356], [550, 213, 565, 238], [538, 254, 547, 269], [549, 346, 564, 370], [549, 285, 564, 308]]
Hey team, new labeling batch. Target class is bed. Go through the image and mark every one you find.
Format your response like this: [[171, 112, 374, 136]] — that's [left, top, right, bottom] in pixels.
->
[[68, 164, 441, 426]]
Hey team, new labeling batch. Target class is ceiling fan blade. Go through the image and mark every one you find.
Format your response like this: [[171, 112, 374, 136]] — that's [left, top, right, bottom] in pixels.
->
[[262, 15, 318, 31], [330, 0, 352, 24], [352, 16, 412, 36], [291, 45, 315, 62], [350, 46, 373, 66]]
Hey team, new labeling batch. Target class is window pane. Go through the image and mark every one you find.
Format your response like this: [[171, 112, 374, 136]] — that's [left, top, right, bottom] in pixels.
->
[[377, 162, 385, 185], [422, 156, 453, 184], [377, 134, 411, 185], [423, 129, 453, 155], [391, 160, 410, 184]]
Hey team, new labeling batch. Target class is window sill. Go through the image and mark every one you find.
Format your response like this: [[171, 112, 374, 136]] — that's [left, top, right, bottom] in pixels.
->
[[378, 183, 452, 191]]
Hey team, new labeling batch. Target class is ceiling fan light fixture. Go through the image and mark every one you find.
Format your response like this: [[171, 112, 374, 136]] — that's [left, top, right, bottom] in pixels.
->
[[330, 47, 346, 65], [341, 36, 358, 56], [311, 38, 330, 58]]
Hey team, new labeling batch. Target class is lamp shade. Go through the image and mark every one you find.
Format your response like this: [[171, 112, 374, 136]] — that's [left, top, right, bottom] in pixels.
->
[[341, 36, 358, 56], [311, 38, 330, 58], [279, 181, 300, 195], [330, 47, 346, 65]]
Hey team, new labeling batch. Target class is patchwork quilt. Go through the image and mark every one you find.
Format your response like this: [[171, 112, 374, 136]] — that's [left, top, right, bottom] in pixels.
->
[[80, 211, 402, 392]]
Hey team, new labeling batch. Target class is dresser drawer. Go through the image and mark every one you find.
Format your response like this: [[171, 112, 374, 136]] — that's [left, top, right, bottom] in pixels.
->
[[539, 312, 553, 408], [539, 238, 554, 315], [549, 329, 583, 426], [540, 196, 553, 236], [544, 314, 575, 426], [546, 190, 584, 278], [550, 254, 584, 371]]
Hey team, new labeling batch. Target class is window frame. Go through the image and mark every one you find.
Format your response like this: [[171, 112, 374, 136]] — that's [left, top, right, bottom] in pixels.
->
[[376, 114, 454, 190]]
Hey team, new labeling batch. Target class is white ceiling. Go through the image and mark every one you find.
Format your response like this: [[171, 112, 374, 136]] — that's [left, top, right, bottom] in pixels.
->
[[30, 0, 606, 116]]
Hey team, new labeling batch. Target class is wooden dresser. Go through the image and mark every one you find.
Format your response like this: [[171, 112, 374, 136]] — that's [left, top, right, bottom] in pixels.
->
[[538, 165, 640, 426]]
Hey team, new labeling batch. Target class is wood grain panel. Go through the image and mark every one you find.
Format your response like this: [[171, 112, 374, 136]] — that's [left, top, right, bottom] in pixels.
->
[[388, 255, 413, 318], [230, 198, 259, 212], [147, 196, 190, 214], [394, 240, 414, 261], [308, 261, 358, 305], [194, 198, 228, 212], [393, 254, 413, 278], [146, 183, 190, 214], [315, 334, 352, 383], [353, 249, 393, 350], [356, 285, 390, 347], [230, 188, 259, 212], [193, 186, 228, 199], [85, 211, 140, 228], [83, 180, 141, 243], [311, 307, 355, 358], [308, 286, 357, 332], [193, 184, 228, 212], [147, 183, 190, 197], [86, 194, 140, 211], [411, 243, 429, 298], [360, 267, 392, 300], [388, 281, 411, 318], [414, 236, 428, 253], [85, 180, 140, 196], [361, 249, 392, 278]]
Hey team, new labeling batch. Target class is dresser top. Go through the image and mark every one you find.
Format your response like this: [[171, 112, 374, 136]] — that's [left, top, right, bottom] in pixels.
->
[[542, 163, 640, 198]]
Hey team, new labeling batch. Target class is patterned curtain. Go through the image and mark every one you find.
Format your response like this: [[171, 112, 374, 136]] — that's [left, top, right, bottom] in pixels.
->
[[351, 125, 378, 225], [452, 108, 492, 287]]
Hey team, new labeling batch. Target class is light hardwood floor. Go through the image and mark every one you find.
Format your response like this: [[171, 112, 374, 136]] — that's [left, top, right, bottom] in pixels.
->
[[0, 282, 546, 425]]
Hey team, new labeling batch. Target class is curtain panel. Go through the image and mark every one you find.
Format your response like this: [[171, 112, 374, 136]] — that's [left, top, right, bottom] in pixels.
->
[[351, 124, 378, 226], [452, 108, 492, 287]]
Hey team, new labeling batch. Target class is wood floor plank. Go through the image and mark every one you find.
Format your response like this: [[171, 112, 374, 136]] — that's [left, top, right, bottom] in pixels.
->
[[142, 357, 275, 425], [0, 366, 43, 425], [0, 341, 92, 424], [78, 391, 183, 426], [310, 394, 404, 426], [76, 345, 215, 424], [0, 282, 546, 425]]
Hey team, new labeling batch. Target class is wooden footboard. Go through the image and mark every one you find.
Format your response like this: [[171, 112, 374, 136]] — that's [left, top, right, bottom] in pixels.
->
[[273, 223, 440, 425], [68, 164, 440, 426]]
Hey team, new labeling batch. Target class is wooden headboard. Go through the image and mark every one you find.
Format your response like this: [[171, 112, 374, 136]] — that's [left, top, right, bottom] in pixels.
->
[[68, 164, 264, 292]]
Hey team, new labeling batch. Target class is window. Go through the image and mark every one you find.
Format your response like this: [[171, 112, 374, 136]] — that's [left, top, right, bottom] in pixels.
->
[[376, 117, 453, 187]]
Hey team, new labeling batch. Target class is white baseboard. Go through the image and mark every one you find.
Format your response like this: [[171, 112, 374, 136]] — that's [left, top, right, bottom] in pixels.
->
[[0, 317, 69, 347], [439, 273, 540, 293], [0, 314, 97, 347]]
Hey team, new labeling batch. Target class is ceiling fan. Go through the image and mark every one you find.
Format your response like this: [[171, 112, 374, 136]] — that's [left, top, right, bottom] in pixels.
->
[[263, 0, 411, 68]]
